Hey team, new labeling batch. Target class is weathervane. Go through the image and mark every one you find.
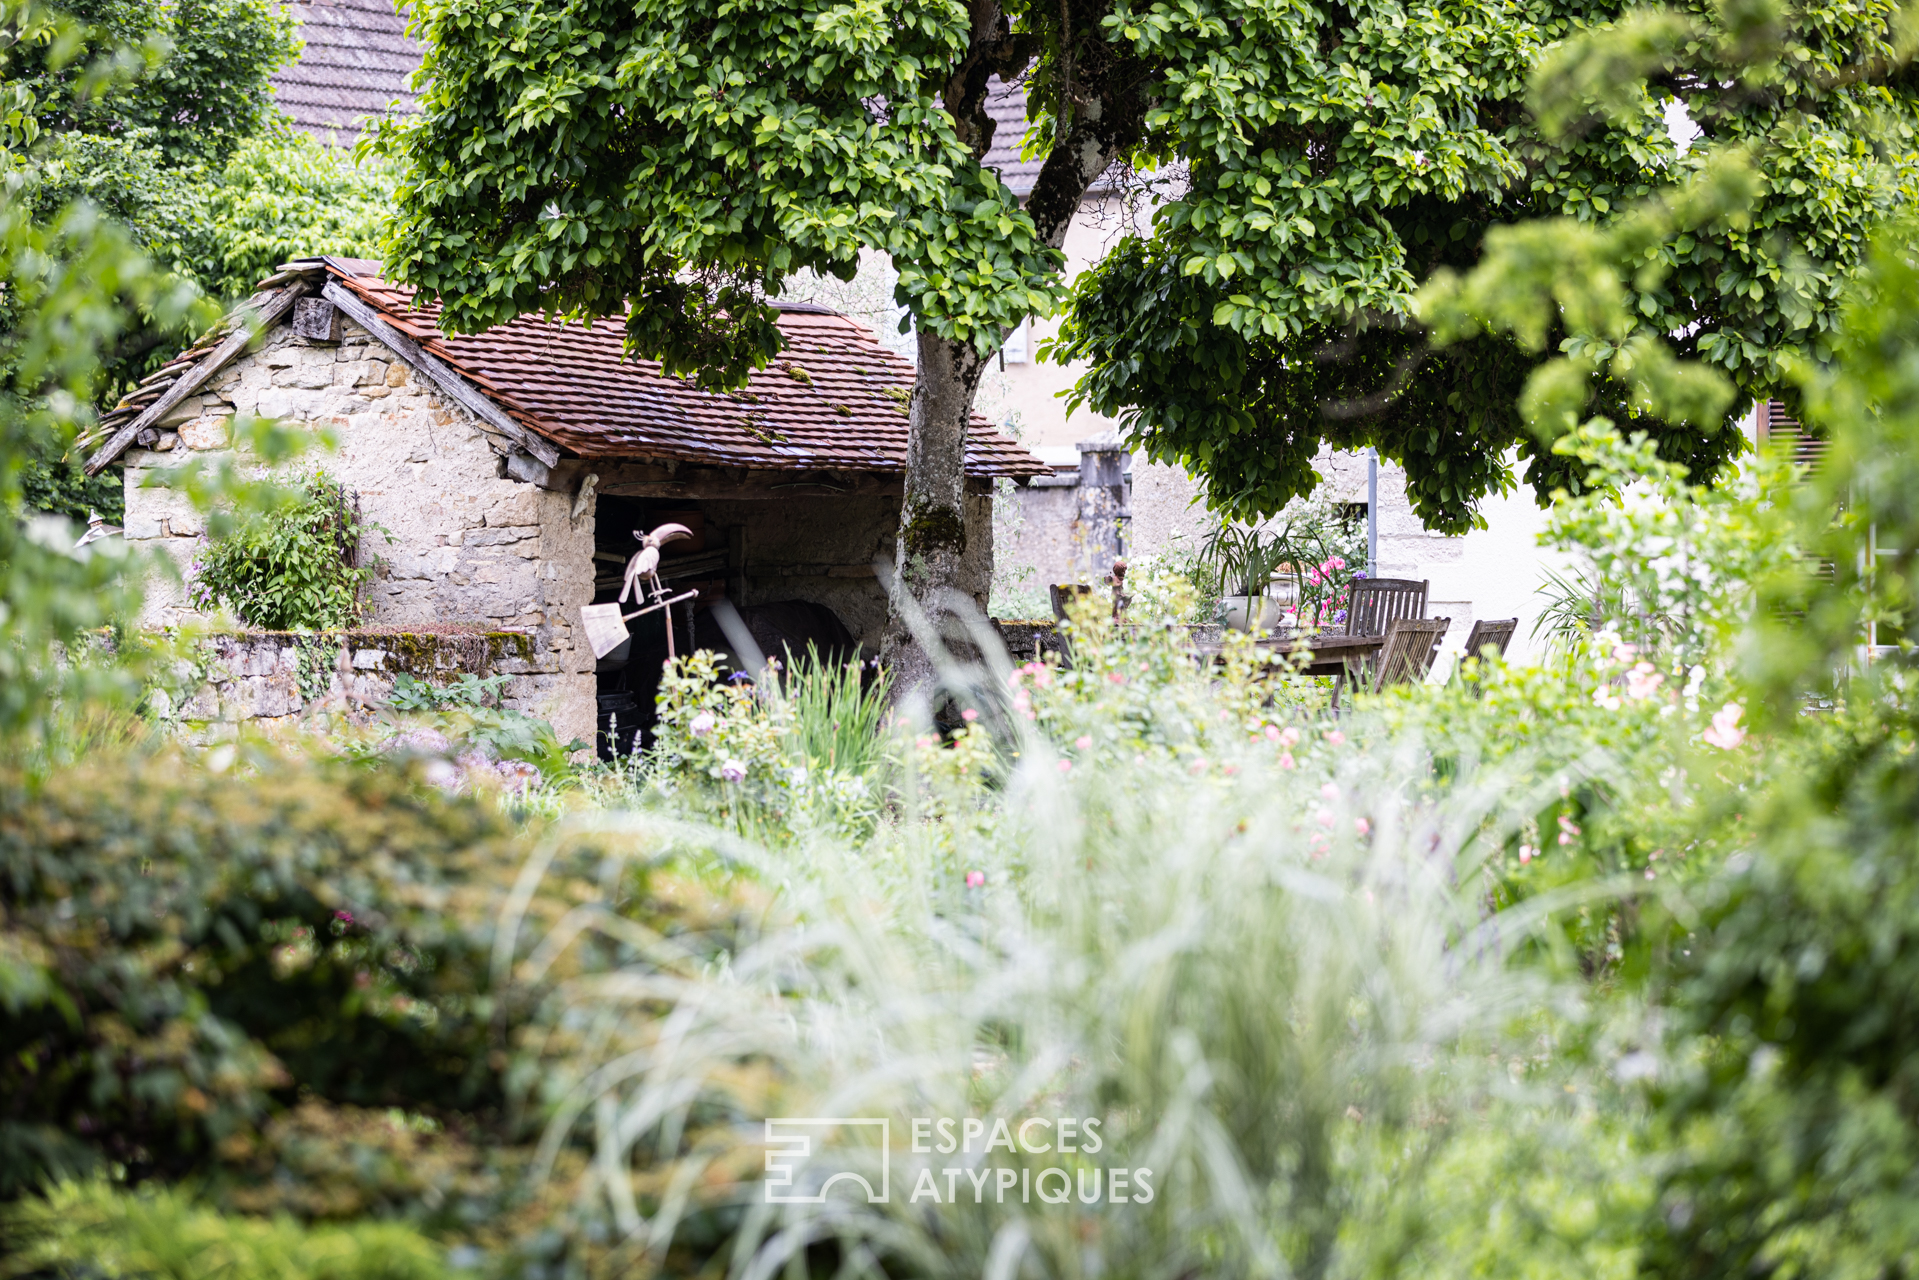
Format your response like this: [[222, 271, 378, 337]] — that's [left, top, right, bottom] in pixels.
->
[[580, 522, 701, 661]]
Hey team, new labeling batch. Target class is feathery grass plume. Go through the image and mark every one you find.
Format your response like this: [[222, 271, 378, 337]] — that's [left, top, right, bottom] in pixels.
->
[[497, 610, 1605, 1279]]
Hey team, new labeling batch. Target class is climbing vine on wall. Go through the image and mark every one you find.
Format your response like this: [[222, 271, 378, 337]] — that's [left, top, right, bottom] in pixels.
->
[[189, 471, 385, 630]]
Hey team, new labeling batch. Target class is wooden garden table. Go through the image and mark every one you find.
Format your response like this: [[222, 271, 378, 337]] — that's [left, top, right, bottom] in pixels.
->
[[1197, 630, 1386, 679]]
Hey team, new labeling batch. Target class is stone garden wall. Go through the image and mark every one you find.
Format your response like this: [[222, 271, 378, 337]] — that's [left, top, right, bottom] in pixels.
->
[[152, 629, 535, 728]]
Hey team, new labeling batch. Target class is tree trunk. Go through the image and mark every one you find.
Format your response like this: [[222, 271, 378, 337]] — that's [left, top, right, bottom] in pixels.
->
[[880, 327, 992, 695], [877, 20, 1138, 697]]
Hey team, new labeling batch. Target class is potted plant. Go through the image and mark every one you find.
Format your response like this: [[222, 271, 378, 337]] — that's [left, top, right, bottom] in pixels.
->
[[1203, 524, 1292, 632]]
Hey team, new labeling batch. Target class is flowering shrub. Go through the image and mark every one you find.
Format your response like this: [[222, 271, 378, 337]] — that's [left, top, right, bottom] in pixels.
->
[[1536, 423, 1806, 666], [641, 650, 891, 837], [648, 651, 794, 813]]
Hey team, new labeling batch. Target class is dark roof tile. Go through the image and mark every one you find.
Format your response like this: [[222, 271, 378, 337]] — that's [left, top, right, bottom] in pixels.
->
[[270, 0, 419, 146]]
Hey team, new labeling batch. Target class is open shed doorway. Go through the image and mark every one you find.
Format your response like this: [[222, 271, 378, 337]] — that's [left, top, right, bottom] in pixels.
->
[[591, 495, 863, 761]]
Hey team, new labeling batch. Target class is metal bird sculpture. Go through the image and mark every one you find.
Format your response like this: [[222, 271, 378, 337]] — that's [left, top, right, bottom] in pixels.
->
[[620, 521, 693, 604]]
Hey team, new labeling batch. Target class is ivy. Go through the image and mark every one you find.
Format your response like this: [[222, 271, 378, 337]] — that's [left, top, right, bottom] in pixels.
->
[[188, 471, 387, 632]]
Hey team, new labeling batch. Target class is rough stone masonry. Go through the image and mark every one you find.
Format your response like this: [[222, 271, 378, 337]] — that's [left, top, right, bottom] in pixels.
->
[[120, 317, 598, 747]]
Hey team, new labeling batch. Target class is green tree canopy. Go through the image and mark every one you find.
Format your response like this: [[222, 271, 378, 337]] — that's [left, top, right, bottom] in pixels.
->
[[2, 0, 392, 520], [1051, 0, 1919, 531]]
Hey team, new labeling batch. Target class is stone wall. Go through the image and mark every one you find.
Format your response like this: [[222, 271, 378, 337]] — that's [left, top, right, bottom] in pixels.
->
[[152, 629, 537, 728], [120, 318, 598, 746]]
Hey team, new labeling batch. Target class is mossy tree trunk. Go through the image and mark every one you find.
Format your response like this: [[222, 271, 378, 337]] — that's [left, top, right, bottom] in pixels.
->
[[879, 38, 1142, 697], [880, 331, 992, 693]]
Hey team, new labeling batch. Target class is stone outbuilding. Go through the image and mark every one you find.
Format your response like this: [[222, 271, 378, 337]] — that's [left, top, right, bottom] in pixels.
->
[[83, 257, 1047, 752]]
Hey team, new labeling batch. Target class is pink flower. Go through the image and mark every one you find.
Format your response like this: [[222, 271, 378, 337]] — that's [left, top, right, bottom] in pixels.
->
[[1518, 844, 1536, 864], [1329, 556, 1346, 570], [1189, 760, 1207, 775], [1704, 702, 1746, 750], [1264, 724, 1281, 742], [1223, 763, 1238, 776], [689, 711, 716, 737], [1625, 662, 1663, 700], [1075, 735, 1093, 750], [1107, 671, 1127, 684], [1013, 691, 1031, 712], [1557, 812, 1582, 845], [1354, 817, 1371, 836], [1057, 759, 1073, 774], [1314, 808, 1334, 828], [1278, 751, 1296, 769], [1320, 782, 1341, 801], [1280, 726, 1300, 747], [719, 759, 747, 782], [962, 707, 980, 722], [1325, 730, 1346, 745], [965, 871, 985, 888]]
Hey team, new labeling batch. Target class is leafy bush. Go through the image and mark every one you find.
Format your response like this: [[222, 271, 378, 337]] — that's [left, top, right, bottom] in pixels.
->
[[3, 1180, 451, 1280], [195, 130, 391, 302], [189, 470, 383, 630], [0, 746, 523, 1194]]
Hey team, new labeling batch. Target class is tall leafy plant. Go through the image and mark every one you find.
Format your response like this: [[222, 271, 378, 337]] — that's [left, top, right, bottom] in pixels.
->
[[189, 470, 382, 630]]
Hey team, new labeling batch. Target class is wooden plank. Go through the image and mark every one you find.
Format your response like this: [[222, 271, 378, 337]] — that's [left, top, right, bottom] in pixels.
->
[[84, 286, 307, 475], [320, 281, 561, 469]]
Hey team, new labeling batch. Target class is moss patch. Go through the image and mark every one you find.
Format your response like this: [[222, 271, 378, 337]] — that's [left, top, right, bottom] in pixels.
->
[[902, 498, 967, 559], [184, 628, 534, 677]]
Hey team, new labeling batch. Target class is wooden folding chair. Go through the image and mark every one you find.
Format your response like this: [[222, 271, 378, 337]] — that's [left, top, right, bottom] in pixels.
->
[[1344, 578, 1429, 637], [1369, 617, 1451, 693], [1462, 617, 1518, 660]]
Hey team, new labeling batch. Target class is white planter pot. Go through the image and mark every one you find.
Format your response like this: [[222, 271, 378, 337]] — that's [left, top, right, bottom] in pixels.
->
[[1222, 595, 1285, 633]]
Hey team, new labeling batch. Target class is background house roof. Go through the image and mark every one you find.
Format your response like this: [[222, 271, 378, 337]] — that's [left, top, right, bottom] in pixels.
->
[[272, 17, 1057, 201], [270, 0, 420, 146], [86, 260, 1048, 481], [983, 77, 1045, 197]]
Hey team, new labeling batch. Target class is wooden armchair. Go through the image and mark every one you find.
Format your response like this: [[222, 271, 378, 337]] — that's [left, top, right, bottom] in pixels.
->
[[1344, 578, 1429, 637], [1461, 617, 1518, 660], [1369, 617, 1452, 693]]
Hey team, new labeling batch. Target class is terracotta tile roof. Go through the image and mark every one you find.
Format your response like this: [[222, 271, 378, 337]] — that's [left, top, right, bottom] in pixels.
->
[[326, 266, 1046, 477], [83, 261, 1048, 479], [271, 0, 420, 147]]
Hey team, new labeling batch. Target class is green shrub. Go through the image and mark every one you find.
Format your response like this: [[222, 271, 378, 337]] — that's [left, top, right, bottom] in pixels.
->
[[3, 1180, 451, 1280], [188, 470, 383, 630], [0, 746, 522, 1194]]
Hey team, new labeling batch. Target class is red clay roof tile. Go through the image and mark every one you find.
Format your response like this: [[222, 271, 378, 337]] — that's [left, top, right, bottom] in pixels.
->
[[326, 264, 1048, 478]]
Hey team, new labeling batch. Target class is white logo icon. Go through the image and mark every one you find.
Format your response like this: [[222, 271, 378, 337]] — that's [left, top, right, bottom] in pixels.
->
[[764, 1118, 890, 1203]]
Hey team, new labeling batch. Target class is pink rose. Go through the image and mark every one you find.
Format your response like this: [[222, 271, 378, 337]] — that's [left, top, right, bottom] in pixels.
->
[[1703, 702, 1746, 750]]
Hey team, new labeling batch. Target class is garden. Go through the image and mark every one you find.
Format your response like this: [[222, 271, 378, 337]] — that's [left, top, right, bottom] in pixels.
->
[[8, 0, 1919, 1276]]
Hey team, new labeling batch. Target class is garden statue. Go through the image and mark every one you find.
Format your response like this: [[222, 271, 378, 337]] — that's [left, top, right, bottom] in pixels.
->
[[580, 522, 700, 660]]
